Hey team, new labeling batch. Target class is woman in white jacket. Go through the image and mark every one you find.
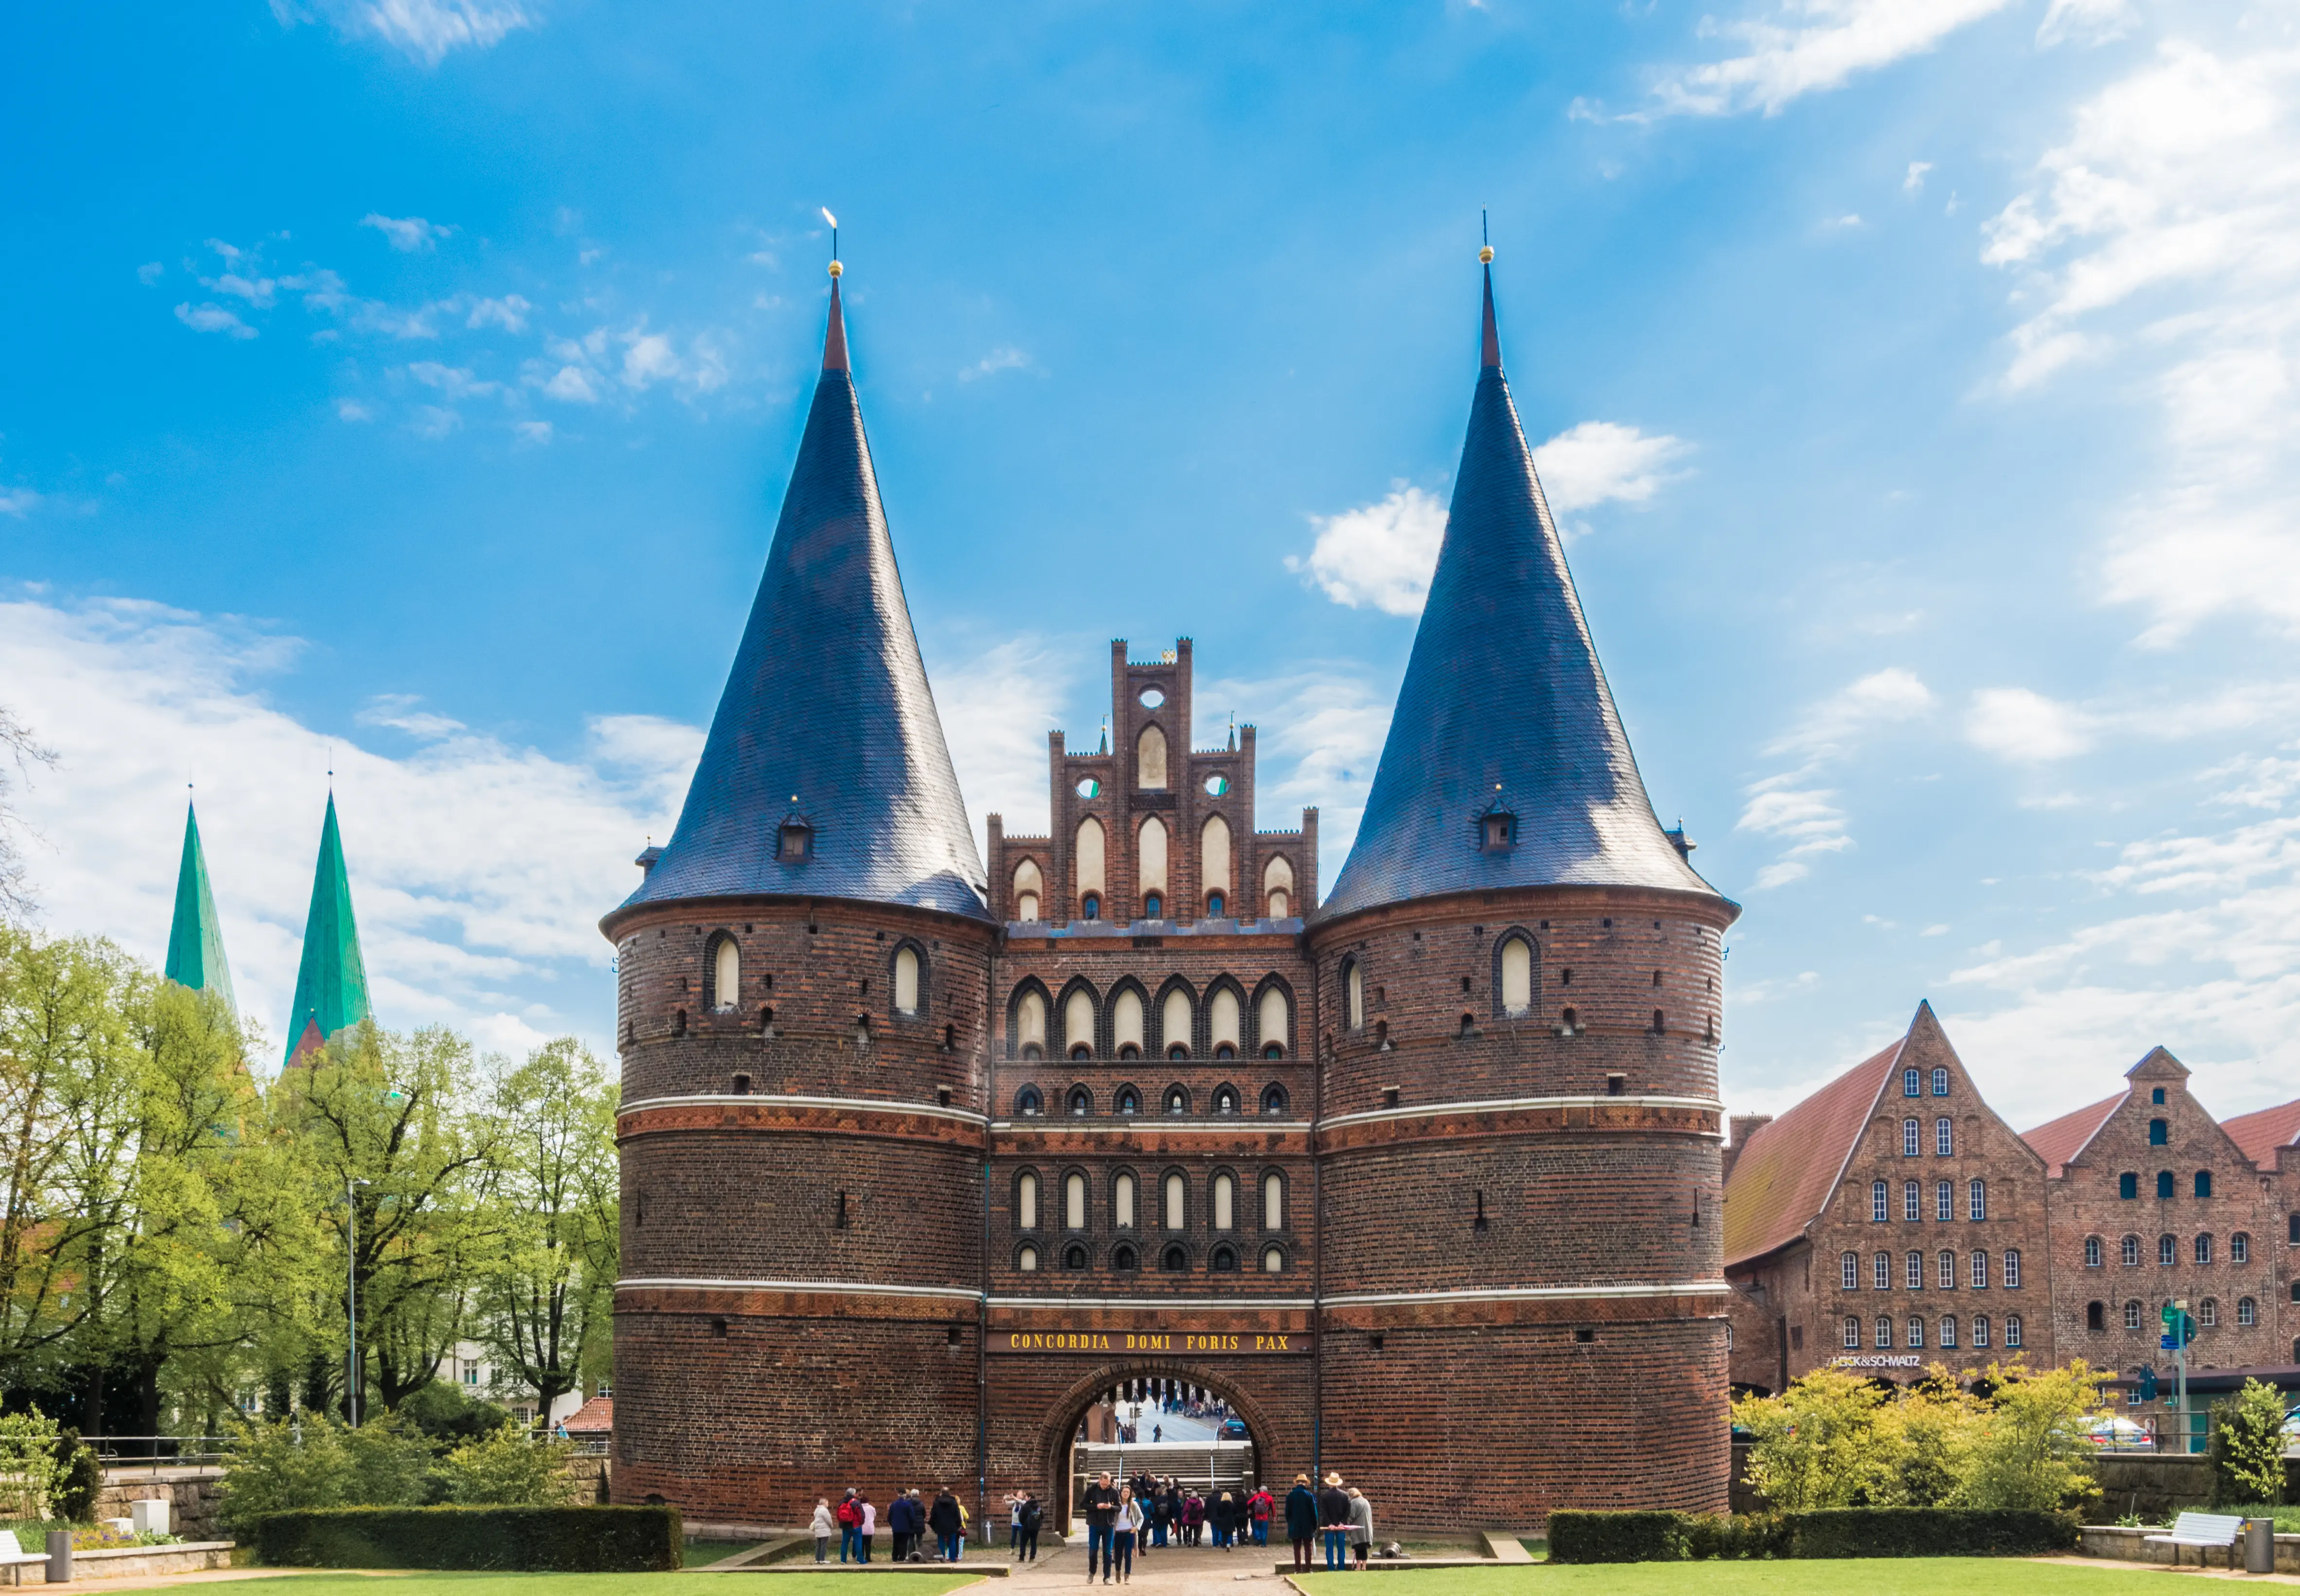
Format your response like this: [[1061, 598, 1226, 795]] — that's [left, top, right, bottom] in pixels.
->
[[1346, 1489, 1373, 1570], [811, 1499, 834, 1563], [1111, 1486, 1145, 1584]]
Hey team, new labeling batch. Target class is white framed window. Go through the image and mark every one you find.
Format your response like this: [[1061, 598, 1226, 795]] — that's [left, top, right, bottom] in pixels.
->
[[2237, 1297, 2256, 1326], [1841, 1251, 1859, 1290], [1903, 1118, 1921, 1157], [1941, 1314, 1958, 1349], [1905, 1180, 1921, 1221], [2121, 1234, 2139, 1266], [1904, 1068, 1921, 1098], [2085, 1236, 2102, 1267], [2199, 1298, 2218, 1327], [2194, 1233, 2212, 1264], [1936, 1117, 1954, 1156], [2230, 1231, 2249, 1263], [2159, 1234, 2176, 1266], [2004, 1315, 2022, 1349], [1931, 1067, 1949, 1096], [1907, 1250, 1924, 1289], [2003, 1249, 2021, 1289], [1972, 1314, 1989, 1348], [2123, 1300, 2141, 1331], [1971, 1250, 1988, 1289], [1908, 1316, 1925, 1349], [1872, 1181, 1889, 1222], [1969, 1179, 1987, 1222], [1843, 1316, 1861, 1349], [1875, 1316, 1893, 1349], [1936, 1180, 1952, 1222], [1939, 1250, 1956, 1288], [1874, 1252, 1891, 1290]]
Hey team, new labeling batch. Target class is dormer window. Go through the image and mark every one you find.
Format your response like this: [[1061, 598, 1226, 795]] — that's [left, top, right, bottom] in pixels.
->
[[1483, 813, 1515, 850], [778, 821, 814, 861]]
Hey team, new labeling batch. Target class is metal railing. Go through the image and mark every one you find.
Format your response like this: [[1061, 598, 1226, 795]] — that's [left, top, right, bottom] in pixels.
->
[[81, 1436, 236, 1472]]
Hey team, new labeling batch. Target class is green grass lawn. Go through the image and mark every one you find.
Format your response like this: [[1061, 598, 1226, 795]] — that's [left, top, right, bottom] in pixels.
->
[[202, 1575, 985, 1596], [1294, 1559, 2161, 1594], [682, 1541, 765, 1567]]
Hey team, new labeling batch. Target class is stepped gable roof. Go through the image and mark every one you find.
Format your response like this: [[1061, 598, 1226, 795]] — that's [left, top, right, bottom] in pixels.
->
[[1723, 1035, 1903, 1270], [2021, 1094, 2122, 1178], [2223, 1097, 2300, 1172], [163, 797, 237, 1017], [1319, 263, 1724, 922], [618, 279, 988, 923], [284, 793, 372, 1067]]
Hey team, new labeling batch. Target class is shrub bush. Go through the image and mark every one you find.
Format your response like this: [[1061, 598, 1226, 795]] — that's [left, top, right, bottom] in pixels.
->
[[216, 1411, 434, 1535], [434, 1430, 579, 1506], [253, 1505, 680, 1572], [1544, 1506, 2077, 1563], [50, 1429, 104, 1523]]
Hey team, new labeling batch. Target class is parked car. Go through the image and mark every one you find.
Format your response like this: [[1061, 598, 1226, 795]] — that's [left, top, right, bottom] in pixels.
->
[[1220, 1417, 1248, 1439]]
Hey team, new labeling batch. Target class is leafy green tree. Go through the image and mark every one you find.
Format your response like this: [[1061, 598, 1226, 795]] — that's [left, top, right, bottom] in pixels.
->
[[1732, 1368, 1892, 1509], [214, 1409, 435, 1535], [1958, 1359, 2104, 1512], [435, 1429, 578, 1506], [2211, 1378, 2288, 1507], [1869, 1371, 1982, 1507], [0, 706, 56, 927], [473, 1039, 618, 1423]]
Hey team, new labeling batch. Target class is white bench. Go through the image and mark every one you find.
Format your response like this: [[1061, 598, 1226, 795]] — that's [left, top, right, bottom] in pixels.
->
[[0, 1530, 51, 1586], [2144, 1511, 2247, 1568]]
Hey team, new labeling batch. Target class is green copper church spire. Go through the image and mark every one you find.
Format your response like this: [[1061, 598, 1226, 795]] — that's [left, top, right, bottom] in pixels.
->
[[163, 795, 237, 1017], [283, 792, 372, 1067]]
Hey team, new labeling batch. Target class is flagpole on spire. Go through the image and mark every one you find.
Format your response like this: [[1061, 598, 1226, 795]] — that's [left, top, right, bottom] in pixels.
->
[[820, 207, 848, 373]]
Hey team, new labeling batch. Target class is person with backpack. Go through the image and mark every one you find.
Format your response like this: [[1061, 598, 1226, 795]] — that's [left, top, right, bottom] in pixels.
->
[[1016, 1492, 1043, 1561], [928, 1486, 965, 1562], [836, 1489, 861, 1563], [1284, 1474, 1318, 1572], [811, 1498, 834, 1563], [1248, 1484, 1274, 1547], [1182, 1489, 1204, 1546]]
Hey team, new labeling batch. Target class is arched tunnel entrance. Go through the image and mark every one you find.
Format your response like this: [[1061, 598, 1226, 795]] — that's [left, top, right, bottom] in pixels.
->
[[1043, 1366, 1272, 1533]]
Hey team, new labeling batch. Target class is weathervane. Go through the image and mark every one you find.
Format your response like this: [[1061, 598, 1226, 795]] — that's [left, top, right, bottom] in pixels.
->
[[822, 208, 841, 278]]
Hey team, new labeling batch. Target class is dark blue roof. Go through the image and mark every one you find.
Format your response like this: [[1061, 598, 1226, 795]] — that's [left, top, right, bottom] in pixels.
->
[[1318, 267, 1724, 922], [617, 283, 990, 922]]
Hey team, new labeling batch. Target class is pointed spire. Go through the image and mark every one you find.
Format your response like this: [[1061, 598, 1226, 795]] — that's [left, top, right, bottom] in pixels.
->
[[618, 269, 988, 921], [1320, 257, 1723, 922], [283, 793, 373, 1067], [164, 796, 237, 1017]]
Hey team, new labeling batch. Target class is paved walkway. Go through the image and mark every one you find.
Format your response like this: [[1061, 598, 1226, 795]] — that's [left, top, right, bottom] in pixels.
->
[[1002, 1539, 1302, 1594]]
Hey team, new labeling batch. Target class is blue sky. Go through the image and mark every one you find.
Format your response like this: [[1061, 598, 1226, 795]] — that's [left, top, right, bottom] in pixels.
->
[[5, 0, 2298, 1128]]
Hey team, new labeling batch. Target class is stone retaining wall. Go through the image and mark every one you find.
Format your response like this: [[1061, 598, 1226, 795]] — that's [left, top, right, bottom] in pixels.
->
[[25, 1541, 234, 1582], [2081, 1524, 2299, 1574], [93, 1466, 226, 1542]]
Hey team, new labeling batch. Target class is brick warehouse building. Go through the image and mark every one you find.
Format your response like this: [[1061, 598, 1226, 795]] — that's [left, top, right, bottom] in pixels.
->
[[601, 257, 1742, 1532], [1725, 1011, 2300, 1418]]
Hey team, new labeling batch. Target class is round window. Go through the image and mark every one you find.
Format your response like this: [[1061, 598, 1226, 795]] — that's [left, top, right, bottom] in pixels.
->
[[1139, 687, 1166, 708], [1204, 773, 1229, 796], [1076, 777, 1101, 799]]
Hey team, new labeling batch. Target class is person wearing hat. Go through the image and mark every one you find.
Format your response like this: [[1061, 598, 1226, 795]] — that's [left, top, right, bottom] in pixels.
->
[[1316, 1473, 1352, 1571], [1284, 1474, 1318, 1572]]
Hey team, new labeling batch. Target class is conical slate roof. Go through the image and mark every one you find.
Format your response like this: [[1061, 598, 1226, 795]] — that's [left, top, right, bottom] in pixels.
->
[[1320, 266, 1722, 922], [163, 797, 237, 1017], [619, 281, 989, 921], [284, 793, 373, 1066]]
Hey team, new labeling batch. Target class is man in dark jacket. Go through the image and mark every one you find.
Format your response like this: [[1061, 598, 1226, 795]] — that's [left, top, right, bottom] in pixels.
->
[[889, 1489, 919, 1563], [1016, 1492, 1043, 1561], [1317, 1474, 1352, 1571], [1080, 1471, 1121, 1582], [927, 1488, 966, 1562], [1284, 1475, 1318, 1571]]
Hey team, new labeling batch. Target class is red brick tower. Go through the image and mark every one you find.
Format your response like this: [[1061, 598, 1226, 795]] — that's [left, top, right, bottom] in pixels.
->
[[1306, 258, 1740, 1523], [599, 270, 998, 1523]]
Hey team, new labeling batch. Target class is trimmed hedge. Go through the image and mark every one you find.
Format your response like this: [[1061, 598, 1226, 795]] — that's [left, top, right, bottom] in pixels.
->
[[253, 1505, 682, 1572], [1547, 1507, 2078, 1563]]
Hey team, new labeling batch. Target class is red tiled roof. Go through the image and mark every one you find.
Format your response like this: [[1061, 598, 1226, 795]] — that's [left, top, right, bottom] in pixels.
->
[[2021, 1093, 2122, 1178], [564, 1396, 613, 1434], [2223, 1097, 2300, 1172], [1723, 1037, 1902, 1269]]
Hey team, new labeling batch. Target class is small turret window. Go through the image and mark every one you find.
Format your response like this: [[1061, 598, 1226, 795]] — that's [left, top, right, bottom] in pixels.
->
[[1263, 855, 1293, 920], [1344, 960, 1364, 1030], [708, 933, 741, 1013], [1013, 859, 1043, 923], [1482, 812, 1515, 851], [1499, 935, 1533, 1015], [893, 947, 921, 1016], [778, 822, 813, 861]]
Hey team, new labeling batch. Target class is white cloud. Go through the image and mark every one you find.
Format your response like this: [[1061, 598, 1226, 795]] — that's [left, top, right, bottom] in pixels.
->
[[407, 404, 462, 439], [1768, 666, 1935, 760], [137, 262, 163, 285], [1290, 423, 1687, 615], [0, 594, 697, 1058], [0, 489, 41, 518], [405, 360, 499, 401], [336, 400, 373, 422], [2038, 0, 2134, 47], [174, 302, 256, 339], [466, 295, 531, 332], [1288, 483, 1448, 616], [1198, 666, 1395, 897], [1740, 668, 1933, 887], [929, 635, 1076, 862], [959, 347, 1031, 383], [1904, 161, 1933, 193], [513, 420, 552, 444], [1983, 38, 2300, 637], [537, 365, 600, 403], [1530, 421, 1690, 512], [358, 0, 531, 65], [1648, 0, 2014, 117], [362, 213, 457, 252], [620, 331, 680, 390], [1964, 686, 2096, 761]]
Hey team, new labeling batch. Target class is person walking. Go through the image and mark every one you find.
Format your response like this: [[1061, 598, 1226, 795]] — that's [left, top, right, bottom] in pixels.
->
[[1317, 1473, 1351, 1572], [811, 1498, 834, 1563], [855, 1493, 876, 1563], [1248, 1484, 1273, 1548], [1182, 1488, 1204, 1547], [1284, 1474, 1317, 1572], [1347, 1487, 1374, 1571], [1211, 1489, 1237, 1550], [928, 1486, 965, 1563], [837, 1489, 861, 1563], [1081, 1470, 1120, 1582], [1017, 1492, 1043, 1562], [1112, 1486, 1142, 1584]]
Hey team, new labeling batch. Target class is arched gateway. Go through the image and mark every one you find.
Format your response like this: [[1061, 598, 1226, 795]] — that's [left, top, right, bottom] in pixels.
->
[[604, 258, 1734, 1533], [1025, 1363, 1296, 1528]]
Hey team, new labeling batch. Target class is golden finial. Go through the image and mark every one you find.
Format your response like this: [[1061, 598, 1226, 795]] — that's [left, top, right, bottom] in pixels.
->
[[1479, 246, 1494, 264], [1480, 209, 1493, 264], [829, 260, 843, 278]]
